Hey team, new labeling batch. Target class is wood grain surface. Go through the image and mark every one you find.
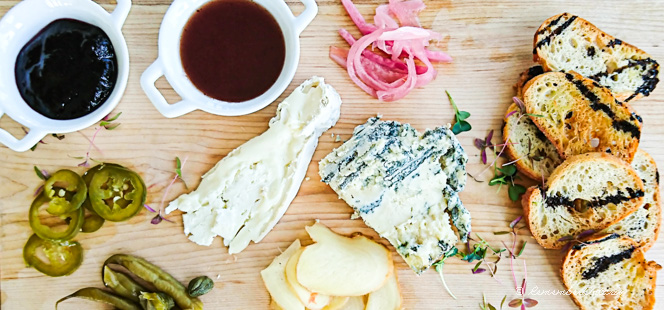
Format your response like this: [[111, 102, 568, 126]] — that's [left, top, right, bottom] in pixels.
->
[[1, 0, 663, 309]]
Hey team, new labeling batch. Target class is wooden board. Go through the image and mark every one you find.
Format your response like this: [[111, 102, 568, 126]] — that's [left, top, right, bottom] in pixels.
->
[[1, 0, 663, 309]]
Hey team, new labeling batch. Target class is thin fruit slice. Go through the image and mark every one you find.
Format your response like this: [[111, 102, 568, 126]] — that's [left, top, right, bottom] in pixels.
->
[[285, 249, 331, 309], [365, 268, 402, 310], [322, 296, 350, 310], [261, 240, 305, 310], [297, 223, 392, 296], [338, 296, 365, 310]]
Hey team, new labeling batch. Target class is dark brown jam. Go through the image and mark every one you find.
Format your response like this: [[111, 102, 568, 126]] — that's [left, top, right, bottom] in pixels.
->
[[180, 0, 286, 102], [15, 19, 117, 120]]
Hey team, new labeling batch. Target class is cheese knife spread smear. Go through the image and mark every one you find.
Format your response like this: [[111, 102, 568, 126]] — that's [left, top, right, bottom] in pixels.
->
[[166, 77, 342, 253]]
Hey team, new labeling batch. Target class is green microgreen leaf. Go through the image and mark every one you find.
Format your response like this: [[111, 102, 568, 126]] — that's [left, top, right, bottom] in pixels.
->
[[524, 113, 544, 118], [34, 166, 47, 180], [493, 231, 511, 235], [433, 247, 458, 299], [446, 90, 472, 135], [517, 241, 527, 257], [508, 184, 527, 201], [498, 164, 517, 176], [500, 295, 507, 310], [175, 156, 188, 189]]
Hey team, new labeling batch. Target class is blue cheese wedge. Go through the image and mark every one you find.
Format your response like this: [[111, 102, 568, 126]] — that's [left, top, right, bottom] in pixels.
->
[[319, 117, 469, 274], [166, 77, 342, 254]]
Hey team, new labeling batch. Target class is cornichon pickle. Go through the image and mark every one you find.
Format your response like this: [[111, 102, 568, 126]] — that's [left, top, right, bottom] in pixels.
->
[[55, 287, 140, 310]]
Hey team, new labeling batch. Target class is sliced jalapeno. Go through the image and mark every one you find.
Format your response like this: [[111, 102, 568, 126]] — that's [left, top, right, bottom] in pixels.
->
[[88, 164, 146, 222], [23, 234, 83, 277], [56, 287, 140, 310], [43, 169, 87, 215], [29, 193, 84, 241], [81, 199, 105, 233]]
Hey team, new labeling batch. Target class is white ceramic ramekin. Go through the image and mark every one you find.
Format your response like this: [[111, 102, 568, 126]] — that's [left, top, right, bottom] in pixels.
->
[[0, 0, 131, 152], [141, 0, 317, 118]]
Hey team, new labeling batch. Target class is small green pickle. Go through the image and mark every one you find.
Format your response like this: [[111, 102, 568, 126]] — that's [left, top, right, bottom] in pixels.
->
[[139, 292, 175, 310], [104, 254, 203, 310], [103, 265, 146, 302], [187, 276, 214, 297], [55, 287, 140, 310]]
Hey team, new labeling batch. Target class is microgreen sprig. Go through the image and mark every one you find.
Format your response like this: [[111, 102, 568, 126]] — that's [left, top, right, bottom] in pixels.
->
[[100, 112, 122, 130], [488, 164, 527, 202], [446, 90, 472, 135], [146, 155, 189, 225], [34, 166, 50, 181], [433, 247, 459, 299], [558, 229, 597, 252]]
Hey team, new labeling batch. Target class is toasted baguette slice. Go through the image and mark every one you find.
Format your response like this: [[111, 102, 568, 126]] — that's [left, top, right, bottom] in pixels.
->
[[562, 234, 661, 310], [604, 149, 662, 250], [522, 152, 644, 249], [534, 13, 660, 103], [514, 65, 544, 98], [503, 103, 562, 180], [523, 71, 642, 163]]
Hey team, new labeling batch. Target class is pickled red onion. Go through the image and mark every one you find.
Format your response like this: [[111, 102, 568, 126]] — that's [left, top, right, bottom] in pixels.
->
[[332, 0, 452, 101]]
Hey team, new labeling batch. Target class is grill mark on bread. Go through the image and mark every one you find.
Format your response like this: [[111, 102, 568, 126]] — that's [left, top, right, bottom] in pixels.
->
[[535, 15, 578, 49], [580, 246, 635, 280], [537, 14, 565, 35], [545, 188, 644, 209], [565, 73, 641, 137], [606, 38, 623, 48], [624, 66, 660, 102], [588, 58, 657, 80]]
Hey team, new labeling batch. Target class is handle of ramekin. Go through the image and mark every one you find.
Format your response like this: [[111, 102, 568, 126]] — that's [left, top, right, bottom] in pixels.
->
[[109, 0, 132, 29], [140, 61, 197, 118], [291, 0, 318, 35], [0, 111, 47, 152]]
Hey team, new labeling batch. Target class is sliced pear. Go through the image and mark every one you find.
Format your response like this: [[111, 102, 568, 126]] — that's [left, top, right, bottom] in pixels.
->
[[285, 248, 331, 309], [321, 296, 350, 310], [261, 240, 305, 310], [297, 223, 392, 296], [365, 267, 402, 310], [338, 296, 365, 310]]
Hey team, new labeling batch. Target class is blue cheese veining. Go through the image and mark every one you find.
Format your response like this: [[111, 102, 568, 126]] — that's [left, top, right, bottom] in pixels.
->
[[319, 117, 470, 274], [166, 77, 342, 254]]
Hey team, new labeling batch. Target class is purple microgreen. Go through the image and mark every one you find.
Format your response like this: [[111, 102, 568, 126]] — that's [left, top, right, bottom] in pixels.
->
[[510, 216, 523, 229], [103, 112, 122, 122], [475, 138, 485, 150], [34, 166, 49, 180], [151, 214, 163, 225], [152, 155, 189, 225], [144, 204, 157, 213], [473, 268, 487, 274], [486, 129, 494, 145], [505, 110, 518, 118], [100, 112, 122, 130], [513, 97, 526, 114], [516, 241, 527, 257], [447, 90, 472, 135], [508, 299, 522, 308], [522, 299, 538, 307], [577, 229, 597, 240], [76, 127, 103, 167], [557, 235, 574, 242]]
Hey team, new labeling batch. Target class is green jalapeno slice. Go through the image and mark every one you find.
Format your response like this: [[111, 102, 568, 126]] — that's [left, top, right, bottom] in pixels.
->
[[29, 193, 84, 241], [23, 234, 83, 277], [88, 164, 147, 222], [43, 169, 87, 215]]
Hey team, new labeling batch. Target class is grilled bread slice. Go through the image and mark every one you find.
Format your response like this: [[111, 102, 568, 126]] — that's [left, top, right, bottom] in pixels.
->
[[515, 65, 544, 98], [533, 13, 660, 103], [522, 152, 644, 249], [604, 149, 662, 251], [522, 71, 642, 163], [503, 103, 562, 181], [562, 234, 661, 310]]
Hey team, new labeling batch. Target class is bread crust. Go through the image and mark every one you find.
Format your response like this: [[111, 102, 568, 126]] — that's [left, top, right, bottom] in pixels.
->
[[561, 234, 662, 310]]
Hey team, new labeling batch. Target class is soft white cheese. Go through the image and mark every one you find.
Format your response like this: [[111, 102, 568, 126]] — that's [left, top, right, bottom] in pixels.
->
[[166, 77, 342, 254], [319, 117, 469, 274]]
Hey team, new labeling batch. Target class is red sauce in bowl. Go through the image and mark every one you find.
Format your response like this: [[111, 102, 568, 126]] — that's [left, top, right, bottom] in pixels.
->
[[180, 0, 286, 102]]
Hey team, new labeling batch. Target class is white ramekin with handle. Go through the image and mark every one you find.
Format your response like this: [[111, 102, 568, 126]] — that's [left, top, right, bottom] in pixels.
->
[[141, 0, 318, 118], [0, 0, 131, 152]]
